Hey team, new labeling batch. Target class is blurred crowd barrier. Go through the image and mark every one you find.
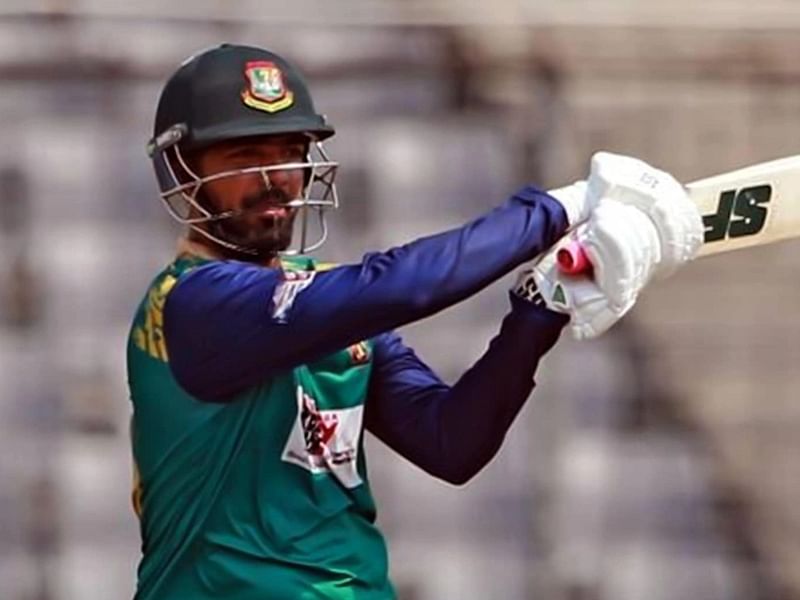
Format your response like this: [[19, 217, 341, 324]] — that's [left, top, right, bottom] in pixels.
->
[[0, 4, 799, 599]]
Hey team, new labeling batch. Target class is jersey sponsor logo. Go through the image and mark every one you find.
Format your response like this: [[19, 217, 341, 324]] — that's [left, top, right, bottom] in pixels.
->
[[281, 385, 363, 489], [132, 274, 177, 362], [301, 393, 339, 455], [241, 61, 295, 114], [271, 270, 315, 323], [703, 185, 771, 243]]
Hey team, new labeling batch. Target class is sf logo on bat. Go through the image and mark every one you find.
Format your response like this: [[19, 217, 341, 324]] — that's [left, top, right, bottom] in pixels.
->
[[702, 185, 771, 243]]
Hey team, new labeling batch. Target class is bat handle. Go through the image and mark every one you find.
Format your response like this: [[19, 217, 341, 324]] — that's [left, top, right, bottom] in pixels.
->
[[556, 240, 592, 275]]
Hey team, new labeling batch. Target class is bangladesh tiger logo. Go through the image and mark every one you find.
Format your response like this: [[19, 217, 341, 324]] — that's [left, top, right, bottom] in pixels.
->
[[241, 61, 294, 113]]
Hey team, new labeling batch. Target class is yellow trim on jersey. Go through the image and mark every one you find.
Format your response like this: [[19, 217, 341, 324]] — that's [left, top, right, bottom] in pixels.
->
[[132, 274, 178, 362], [313, 261, 339, 272], [132, 460, 143, 518]]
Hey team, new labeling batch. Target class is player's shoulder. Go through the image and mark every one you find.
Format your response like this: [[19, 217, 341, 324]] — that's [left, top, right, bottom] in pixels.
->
[[145, 254, 338, 316], [132, 254, 215, 318], [148, 254, 211, 298], [129, 256, 208, 360]]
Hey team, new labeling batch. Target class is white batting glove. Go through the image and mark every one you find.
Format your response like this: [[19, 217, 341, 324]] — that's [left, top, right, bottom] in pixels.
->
[[586, 151, 704, 277], [548, 180, 591, 227], [513, 200, 663, 340], [514, 254, 623, 340]]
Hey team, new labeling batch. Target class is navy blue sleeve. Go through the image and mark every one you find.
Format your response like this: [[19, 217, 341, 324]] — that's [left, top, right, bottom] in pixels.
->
[[164, 186, 568, 400], [364, 295, 567, 485]]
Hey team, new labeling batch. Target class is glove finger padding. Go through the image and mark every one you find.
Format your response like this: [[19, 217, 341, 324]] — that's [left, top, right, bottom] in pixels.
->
[[587, 151, 704, 277], [579, 200, 661, 309], [647, 198, 704, 278], [549, 269, 631, 341]]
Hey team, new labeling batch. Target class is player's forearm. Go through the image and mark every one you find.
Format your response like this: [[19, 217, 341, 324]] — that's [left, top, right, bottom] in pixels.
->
[[279, 185, 567, 351], [366, 298, 567, 485], [165, 186, 567, 400], [349, 185, 568, 315], [434, 298, 567, 483]]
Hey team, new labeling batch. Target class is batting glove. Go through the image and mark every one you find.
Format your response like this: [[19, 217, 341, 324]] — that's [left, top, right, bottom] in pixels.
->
[[513, 200, 663, 339], [585, 151, 704, 277]]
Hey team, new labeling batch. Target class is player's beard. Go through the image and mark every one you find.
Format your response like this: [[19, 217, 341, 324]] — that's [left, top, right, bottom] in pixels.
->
[[208, 187, 299, 258]]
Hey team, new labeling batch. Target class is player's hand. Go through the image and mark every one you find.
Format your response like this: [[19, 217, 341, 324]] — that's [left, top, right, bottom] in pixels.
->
[[585, 151, 704, 277], [512, 200, 662, 339]]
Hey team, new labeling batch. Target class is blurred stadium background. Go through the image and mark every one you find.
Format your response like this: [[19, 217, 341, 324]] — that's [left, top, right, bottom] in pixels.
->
[[1, 1, 800, 599]]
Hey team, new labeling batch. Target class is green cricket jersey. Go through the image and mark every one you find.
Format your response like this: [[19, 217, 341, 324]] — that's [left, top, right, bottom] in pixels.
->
[[126, 186, 572, 598], [128, 255, 394, 599]]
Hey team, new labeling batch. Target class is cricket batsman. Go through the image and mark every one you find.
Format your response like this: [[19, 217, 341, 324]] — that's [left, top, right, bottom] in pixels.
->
[[128, 43, 703, 599]]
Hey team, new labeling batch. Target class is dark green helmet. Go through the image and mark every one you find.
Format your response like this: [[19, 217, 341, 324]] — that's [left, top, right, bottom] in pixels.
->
[[147, 44, 338, 256], [152, 43, 334, 151]]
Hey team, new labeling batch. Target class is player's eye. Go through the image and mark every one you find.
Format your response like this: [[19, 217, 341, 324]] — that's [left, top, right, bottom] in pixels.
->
[[222, 144, 306, 168], [282, 146, 306, 162], [224, 149, 261, 164]]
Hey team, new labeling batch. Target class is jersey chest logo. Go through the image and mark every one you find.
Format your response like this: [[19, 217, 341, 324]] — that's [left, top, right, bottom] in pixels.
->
[[281, 385, 363, 489]]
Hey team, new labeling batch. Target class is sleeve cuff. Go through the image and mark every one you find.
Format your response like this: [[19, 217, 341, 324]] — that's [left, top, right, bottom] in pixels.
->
[[508, 291, 570, 329]]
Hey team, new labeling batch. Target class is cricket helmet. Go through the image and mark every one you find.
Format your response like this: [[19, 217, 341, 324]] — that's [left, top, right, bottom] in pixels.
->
[[147, 43, 338, 255]]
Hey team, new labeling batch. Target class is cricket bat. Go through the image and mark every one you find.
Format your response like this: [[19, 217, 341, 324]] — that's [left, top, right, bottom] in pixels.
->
[[556, 154, 800, 274]]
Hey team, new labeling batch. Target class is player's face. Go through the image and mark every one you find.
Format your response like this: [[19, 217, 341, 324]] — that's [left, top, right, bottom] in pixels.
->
[[192, 134, 308, 255]]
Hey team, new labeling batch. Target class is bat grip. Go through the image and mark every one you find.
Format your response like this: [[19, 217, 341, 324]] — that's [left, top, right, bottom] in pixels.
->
[[556, 240, 592, 275]]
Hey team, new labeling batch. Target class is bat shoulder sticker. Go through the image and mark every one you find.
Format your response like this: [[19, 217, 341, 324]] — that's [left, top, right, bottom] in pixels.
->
[[683, 154, 800, 257], [701, 185, 772, 244]]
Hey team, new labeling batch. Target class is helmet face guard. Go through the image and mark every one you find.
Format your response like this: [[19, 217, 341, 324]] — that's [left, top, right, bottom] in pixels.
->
[[148, 124, 339, 256]]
